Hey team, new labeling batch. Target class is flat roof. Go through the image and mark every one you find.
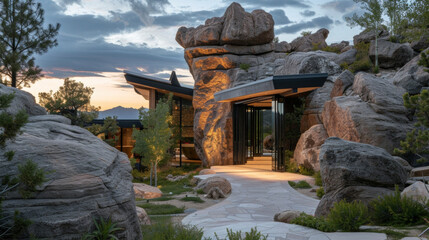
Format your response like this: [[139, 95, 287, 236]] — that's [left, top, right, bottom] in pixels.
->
[[124, 71, 193, 99], [214, 73, 328, 102]]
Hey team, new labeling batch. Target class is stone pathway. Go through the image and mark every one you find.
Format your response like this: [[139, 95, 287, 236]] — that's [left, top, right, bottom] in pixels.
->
[[182, 165, 387, 240]]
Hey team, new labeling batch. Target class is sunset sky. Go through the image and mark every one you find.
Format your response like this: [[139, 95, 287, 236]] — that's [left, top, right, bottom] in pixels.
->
[[23, 0, 362, 110]]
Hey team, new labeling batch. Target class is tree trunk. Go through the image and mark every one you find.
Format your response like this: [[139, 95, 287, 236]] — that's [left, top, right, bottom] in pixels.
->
[[154, 163, 158, 187], [11, 70, 17, 88], [149, 162, 153, 186], [375, 23, 379, 69]]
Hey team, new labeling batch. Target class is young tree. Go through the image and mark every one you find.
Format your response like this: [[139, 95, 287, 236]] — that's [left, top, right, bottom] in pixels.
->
[[38, 78, 99, 126], [383, 0, 408, 37], [132, 95, 173, 187], [346, 0, 383, 70], [406, 0, 429, 41], [0, 0, 60, 88]]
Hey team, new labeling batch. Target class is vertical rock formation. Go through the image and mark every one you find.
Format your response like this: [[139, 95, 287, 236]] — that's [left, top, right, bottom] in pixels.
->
[[176, 2, 284, 166]]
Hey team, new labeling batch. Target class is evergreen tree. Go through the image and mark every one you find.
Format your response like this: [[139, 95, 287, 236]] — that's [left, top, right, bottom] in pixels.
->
[[132, 95, 173, 187], [38, 78, 99, 126], [346, 0, 383, 71], [0, 0, 60, 88]]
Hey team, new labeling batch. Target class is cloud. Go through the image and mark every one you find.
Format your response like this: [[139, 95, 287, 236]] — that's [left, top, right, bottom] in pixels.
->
[[225, 0, 310, 8], [322, 0, 355, 12], [153, 8, 225, 27], [269, 9, 292, 25], [276, 16, 334, 34], [128, 0, 170, 26], [300, 10, 315, 17]]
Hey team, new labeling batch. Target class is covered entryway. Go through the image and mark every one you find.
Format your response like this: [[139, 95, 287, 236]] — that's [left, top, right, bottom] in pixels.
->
[[214, 73, 328, 171]]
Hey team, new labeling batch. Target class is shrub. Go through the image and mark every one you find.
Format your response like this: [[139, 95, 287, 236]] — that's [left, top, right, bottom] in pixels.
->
[[321, 46, 341, 54], [142, 221, 204, 240], [370, 187, 429, 226], [301, 31, 312, 36], [316, 187, 325, 199], [215, 227, 268, 240], [347, 42, 373, 73], [314, 171, 322, 186], [239, 63, 250, 72], [327, 200, 369, 232], [196, 189, 205, 195], [291, 213, 335, 232], [340, 62, 349, 70], [298, 163, 314, 176], [82, 217, 121, 240], [290, 180, 311, 189], [17, 159, 46, 199]]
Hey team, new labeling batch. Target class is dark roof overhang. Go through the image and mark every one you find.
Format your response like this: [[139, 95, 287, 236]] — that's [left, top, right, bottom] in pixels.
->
[[124, 71, 193, 100], [214, 73, 328, 103]]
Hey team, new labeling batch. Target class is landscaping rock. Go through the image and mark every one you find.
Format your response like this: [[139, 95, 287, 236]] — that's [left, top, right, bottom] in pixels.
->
[[315, 137, 408, 217], [199, 169, 216, 175], [330, 70, 354, 98], [273, 210, 301, 223], [293, 124, 328, 172], [190, 177, 202, 186], [393, 48, 429, 94], [275, 41, 292, 53], [136, 206, 151, 225], [205, 187, 226, 199], [353, 27, 389, 45], [393, 156, 413, 173], [369, 39, 414, 68], [166, 173, 190, 182], [290, 28, 329, 52], [401, 181, 429, 204], [0, 86, 141, 239], [275, 51, 341, 76], [196, 176, 231, 194], [334, 48, 357, 66], [133, 183, 162, 199], [263, 134, 274, 150]]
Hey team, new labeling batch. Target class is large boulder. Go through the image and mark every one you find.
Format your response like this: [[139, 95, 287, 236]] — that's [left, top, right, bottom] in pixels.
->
[[401, 181, 429, 204], [176, 2, 273, 48], [393, 47, 429, 94], [293, 124, 328, 172], [195, 176, 231, 194], [369, 39, 414, 68], [273, 210, 301, 223], [353, 27, 389, 46], [290, 28, 330, 52], [315, 138, 408, 216], [0, 84, 46, 116], [330, 70, 354, 98], [274, 51, 341, 76], [322, 73, 412, 154], [411, 33, 429, 52], [1, 87, 141, 239]]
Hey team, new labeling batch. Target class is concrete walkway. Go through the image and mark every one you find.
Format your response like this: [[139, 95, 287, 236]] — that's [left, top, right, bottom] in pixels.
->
[[182, 165, 387, 240]]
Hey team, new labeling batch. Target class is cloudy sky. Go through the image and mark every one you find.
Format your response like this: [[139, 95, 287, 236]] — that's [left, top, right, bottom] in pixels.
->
[[24, 0, 362, 110]]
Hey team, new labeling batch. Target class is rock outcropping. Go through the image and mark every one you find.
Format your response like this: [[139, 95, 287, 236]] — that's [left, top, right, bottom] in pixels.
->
[[1, 86, 141, 239], [315, 138, 408, 217]]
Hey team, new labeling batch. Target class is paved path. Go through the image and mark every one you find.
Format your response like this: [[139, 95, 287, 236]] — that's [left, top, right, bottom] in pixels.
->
[[182, 165, 387, 240]]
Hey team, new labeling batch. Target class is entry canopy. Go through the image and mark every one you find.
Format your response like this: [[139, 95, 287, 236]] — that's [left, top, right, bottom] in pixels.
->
[[214, 73, 328, 103], [124, 70, 193, 100]]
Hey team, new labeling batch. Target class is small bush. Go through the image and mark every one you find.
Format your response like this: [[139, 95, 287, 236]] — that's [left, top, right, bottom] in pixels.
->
[[17, 159, 46, 199], [321, 46, 341, 53], [314, 171, 322, 186], [196, 189, 205, 194], [312, 42, 321, 51], [327, 200, 369, 232], [340, 62, 349, 70], [298, 163, 314, 176], [316, 187, 325, 199], [215, 227, 268, 240], [291, 213, 335, 232], [180, 196, 205, 203], [147, 196, 174, 201], [301, 31, 312, 36], [370, 187, 429, 226], [347, 42, 373, 73], [296, 181, 312, 189], [137, 203, 185, 215], [82, 217, 121, 240], [288, 181, 296, 187], [142, 221, 204, 240], [239, 63, 250, 72]]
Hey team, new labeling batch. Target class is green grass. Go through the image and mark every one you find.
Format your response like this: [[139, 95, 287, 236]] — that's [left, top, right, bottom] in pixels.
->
[[196, 189, 205, 194], [141, 218, 204, 240], [180, 196, 205, 203], [137, 196, 174, 202], [288, 180, 312, 189], [137, 203, 185, 215]]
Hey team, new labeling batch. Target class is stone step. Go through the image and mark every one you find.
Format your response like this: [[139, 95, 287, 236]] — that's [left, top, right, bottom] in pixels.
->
[[411, 166, 429, 177]]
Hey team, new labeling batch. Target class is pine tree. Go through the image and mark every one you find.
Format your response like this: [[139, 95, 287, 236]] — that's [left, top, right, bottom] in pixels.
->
[[346, 0, 383, 71], [0, 0, 60, 88], [86, 116, 120, 146], [38, 78, 100, 126], [132, 95, 173, 187]]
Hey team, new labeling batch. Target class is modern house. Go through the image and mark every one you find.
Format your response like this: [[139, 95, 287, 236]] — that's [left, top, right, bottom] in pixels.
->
[[124, 70, 328, 171]]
